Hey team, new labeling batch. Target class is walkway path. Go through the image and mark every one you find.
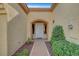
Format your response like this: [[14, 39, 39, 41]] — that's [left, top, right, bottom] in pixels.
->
[[30, 39, 50, 56]]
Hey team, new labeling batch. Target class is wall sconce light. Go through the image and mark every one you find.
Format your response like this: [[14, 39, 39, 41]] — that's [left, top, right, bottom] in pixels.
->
[[53, 20, 55, 23], [68, 24, 73, 30]]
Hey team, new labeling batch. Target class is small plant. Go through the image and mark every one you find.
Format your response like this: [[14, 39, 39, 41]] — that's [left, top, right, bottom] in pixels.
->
[[15, 49, 29, 56], [26, 37, 32, 44]]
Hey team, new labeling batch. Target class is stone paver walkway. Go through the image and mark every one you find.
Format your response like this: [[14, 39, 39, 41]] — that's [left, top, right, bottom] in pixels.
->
[[30, 39, 50, 56]]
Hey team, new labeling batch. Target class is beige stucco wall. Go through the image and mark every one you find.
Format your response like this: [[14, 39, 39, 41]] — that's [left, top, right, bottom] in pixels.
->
[[7, 4, 27, 55], [0, 4, 8, 56], [27, 12, 53, 40], [4, 4, 19, 22], [52, 4, 79, 42], [0, 15, 7, 56]]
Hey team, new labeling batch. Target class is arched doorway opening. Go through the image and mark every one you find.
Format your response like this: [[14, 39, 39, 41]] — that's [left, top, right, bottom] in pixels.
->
[[32, 20, 48, 39]]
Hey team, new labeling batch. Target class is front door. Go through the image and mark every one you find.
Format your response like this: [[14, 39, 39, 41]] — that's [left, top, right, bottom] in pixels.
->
[[35, 23, 44, 39]]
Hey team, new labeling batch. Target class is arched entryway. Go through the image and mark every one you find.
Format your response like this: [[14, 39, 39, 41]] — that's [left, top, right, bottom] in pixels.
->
[[32, 20, 48, 39]]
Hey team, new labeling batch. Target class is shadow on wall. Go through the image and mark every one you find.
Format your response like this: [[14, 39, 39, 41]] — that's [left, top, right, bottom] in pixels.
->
[[7, 4, 27, 56]]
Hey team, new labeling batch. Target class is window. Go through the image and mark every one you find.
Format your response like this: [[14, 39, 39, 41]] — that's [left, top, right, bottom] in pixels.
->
[[26, 3, 52, 8]]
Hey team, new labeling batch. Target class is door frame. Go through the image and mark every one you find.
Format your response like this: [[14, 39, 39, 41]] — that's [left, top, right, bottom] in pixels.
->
[[31, 20, 48, 39]]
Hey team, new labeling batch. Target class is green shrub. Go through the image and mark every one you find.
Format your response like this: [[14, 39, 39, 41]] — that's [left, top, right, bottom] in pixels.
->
[[51, 25, 65, 41], [26, 37, 32, 44], [51, 25, 65, 45], [15, 49, 29, 56], [52, 39, 79, 56], [51, 25, 79, 56]]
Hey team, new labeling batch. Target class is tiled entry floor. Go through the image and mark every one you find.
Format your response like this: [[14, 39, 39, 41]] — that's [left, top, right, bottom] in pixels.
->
[[30, 39, 50, 56]]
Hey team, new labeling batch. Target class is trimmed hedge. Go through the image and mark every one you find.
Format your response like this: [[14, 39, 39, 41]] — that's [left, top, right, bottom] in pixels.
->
[[51, 25, 79, 56], [52, 40, 79, 56], [51, 25, 65, 44]]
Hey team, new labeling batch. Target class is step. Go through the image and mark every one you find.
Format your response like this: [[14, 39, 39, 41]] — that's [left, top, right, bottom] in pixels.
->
[[0, 10, 7, 15], [0, 8, 5, 10], [0, 13, 7, 15], [0, 4, 6, 15]]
